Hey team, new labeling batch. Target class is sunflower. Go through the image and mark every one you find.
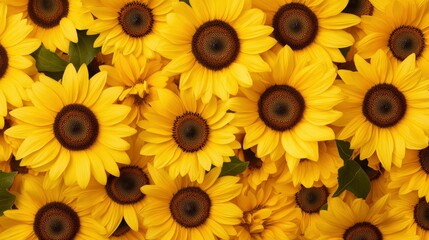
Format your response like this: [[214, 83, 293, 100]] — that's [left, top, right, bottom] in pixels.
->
[[4, 0, 93, 53], [390, 192, 429, 239], [356, 0, 429, 76], [335, 49, 429, 171], [5, 63, 137, 189], [0, 3, 40, 108], [388, 147, 429, 201], [109, 219, 146, 240], [253, 0, 360, 63], [85, 0, 176, 59], [140, 165, 243, 240], [100, 53, 169, 126], [139, 88, 240, 183], [308, 195, 419, 239], [70, 136, 150, 236], [0, 175, 107, 239], [234, 180, 300, 240], [228, 46, 342, 163], [158, 0, 276, 102]]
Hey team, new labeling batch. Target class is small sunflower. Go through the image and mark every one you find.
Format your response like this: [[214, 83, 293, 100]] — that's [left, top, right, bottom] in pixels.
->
[[309, 195, 419, 239], [0, 175, 107, 239], [356, 0, 429, 76], [85, 0, 177, 59], [253, 0, 360, 62], [158, 0, 276, 102], [0, 3, 40, 108], [228, 46, 342, 162], [234, 180, 300, 240], [389, 147, 429, 201], [100, 53, 168, 126], [4, 0, 93, 53], [335, 49, 429, 171], [5, 64, 137, 188], [139, 88, 240, 183], [140, 165, 243, 240]]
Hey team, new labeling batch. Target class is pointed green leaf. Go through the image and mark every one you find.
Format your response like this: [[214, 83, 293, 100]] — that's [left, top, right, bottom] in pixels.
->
[[69, 30, 100, 69], [0, 171, 17, 215], [336, 140, 353, 161], [31, 45, 68, 73], [219, 156, 248, 177], [333, 160, 371, 199], [320, 203, 328, 211]]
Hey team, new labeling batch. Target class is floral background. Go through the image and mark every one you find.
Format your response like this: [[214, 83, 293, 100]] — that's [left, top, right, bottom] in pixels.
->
[[0, 0, 429, 239]]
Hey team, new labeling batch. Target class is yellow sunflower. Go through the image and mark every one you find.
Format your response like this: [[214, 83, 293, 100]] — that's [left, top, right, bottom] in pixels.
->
[[85, 0, 177, 59], [70, 136, 150, 236], [0, 3, 40, 108], [139, 88, 240, 183], [5, 63, 137, 189], [253, 0, 360, 62], [4, 0, 93, 53], [158, 0, 276, 102], [356, 0, 429, 76], [0, 175, 107, 239], [234, 180, 301, 240], [100, 53, 169, 126], [140, 165, 243, 240], [228, 46, 342, 162], [335, 49, 429, 171], [308, 195, 419, 239]]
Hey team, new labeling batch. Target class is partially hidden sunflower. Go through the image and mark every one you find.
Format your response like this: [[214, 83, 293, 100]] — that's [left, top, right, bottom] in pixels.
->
[[253, 0, 360, 62], [158, 0, 276, 102], [139, 88, 240, 183], [0, 3, 40, 108], [356, 0, 429, 76], [140, 164, 243, 240], [5, 63, 137, 189], [0, 175, 107, 240], [228, 46, 343, 162], [4, 0, 93, 53], [335, 49, 429, 171], [85, 0, 177, 59]]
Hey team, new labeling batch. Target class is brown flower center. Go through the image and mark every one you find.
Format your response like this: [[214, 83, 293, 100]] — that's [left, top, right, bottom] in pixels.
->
[[0, 44, 8, 79], [172, 112, 209, 152], [419, 147, 429, 174], [272, 3, 318, 50], [295, 185, 328, 214], [9, 156, 29, 174], [53, 104, 99, 151], [118, 1, 154, 38], [112, 218, 131, 237], [389, 25, 425, 61], [27, 0, 69, 29], [243, 149, 263, 170], [362, 83, 406, 128], [105, 166, 149, 204], [170, 187, 211, 228], [343, 0, 374, 16], [258, 85, 305, 131], [414, 198, 429, 230], [33, 202, 80, 240], [192, 20, 240, 71], [343, 222, 382, 240]]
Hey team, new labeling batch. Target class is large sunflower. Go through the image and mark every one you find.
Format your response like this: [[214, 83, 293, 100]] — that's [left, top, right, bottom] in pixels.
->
[[140, 165, 243, 240], [4, 0, 93, 53], [309, 195, 419, 239], [139, 88, 240, 183], [253, 0, 360, 62], [85, 0, 177, 59], [0, 175, 107, 239], [228, 46, 342, 162], [158, 0, 276, 102], [0, 3, 40, 108], [356, 0, 429, 76], [335, 49, 429, 171], [5, 64, 137, 189]]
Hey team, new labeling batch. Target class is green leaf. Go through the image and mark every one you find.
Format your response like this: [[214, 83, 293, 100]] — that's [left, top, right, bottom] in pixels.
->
[[69, 30, 100, 69], [320, 203, 328, 211], [31, 45, 68, 73], [333, 160, 371, 199], [219, 156, 249, 177], [336, 140, 353, 161], [340, 47, 351, 57], [0, 171, 17, 215]]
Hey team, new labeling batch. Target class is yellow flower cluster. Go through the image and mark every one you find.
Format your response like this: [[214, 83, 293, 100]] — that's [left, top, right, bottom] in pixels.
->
[[0, 0, 429, 239]]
